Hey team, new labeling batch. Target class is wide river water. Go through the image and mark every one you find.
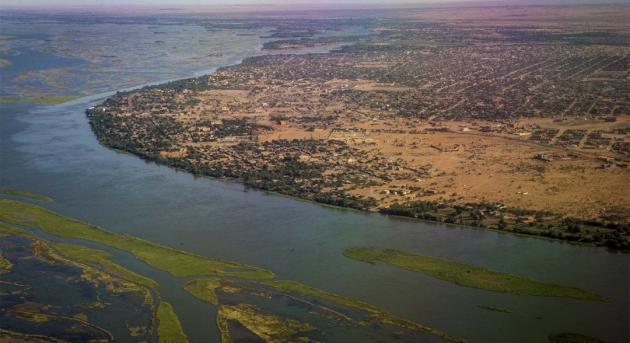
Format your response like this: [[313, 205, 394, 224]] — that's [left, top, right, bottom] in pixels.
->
[[0, 19, 628, 343]]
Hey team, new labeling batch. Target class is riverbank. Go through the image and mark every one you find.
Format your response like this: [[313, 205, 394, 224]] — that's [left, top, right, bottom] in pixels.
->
[[86, 112, 629, 251]]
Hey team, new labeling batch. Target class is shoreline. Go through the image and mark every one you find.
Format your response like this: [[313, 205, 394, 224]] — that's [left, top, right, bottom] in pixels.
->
[[95, 134, 629, 252]]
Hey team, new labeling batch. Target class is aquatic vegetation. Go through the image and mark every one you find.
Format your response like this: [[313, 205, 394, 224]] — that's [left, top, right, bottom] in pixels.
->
[[3, 201, 469, 342], [53, 242, 159, 309], [184, 278, 222, 305], [9, 302, 114, 339], [1, 222, 160, 340], [0, 248, 12, 273], [185, 278, 317, 342], [0, 328, 66, 342], [0, 199, 274, 279], [217, 303, 316, 343], [186, 277, 470, 342], [0, 96, 80, 105], [0, 232, 150, 342], [54, 243, 159, 292], [548, 332, 605, 343], [263, 279, 381, 313], [185, 278, 273, 305], [31, 239, 143, 296], [0, 222, 31, 237], [0, 189, 54, 202], [344, 247, 607, 301], [9, 303, 51, 323], [2, 201, 467, 343], [157, 302, 189, 343], [262, 280, 468, 343]]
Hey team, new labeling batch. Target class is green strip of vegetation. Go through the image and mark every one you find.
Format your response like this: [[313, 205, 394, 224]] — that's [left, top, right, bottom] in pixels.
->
[[263, 279, 381, 313], [0, 96, 80, 105], [157, 302, 189, 343], [54, 243, 159, 291], [0, 189, 54, 203], [262, 280, 468, 343], [344, 247, 607, 301], [0, 198, 274, 279], [0, 221, 35, 237]]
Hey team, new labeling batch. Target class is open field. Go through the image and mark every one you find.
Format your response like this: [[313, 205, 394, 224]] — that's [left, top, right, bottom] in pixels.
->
[[344, 247, 606, 301]]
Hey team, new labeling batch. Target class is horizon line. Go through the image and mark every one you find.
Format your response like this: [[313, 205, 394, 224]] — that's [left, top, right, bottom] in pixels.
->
[[1, 0, 627, 15]]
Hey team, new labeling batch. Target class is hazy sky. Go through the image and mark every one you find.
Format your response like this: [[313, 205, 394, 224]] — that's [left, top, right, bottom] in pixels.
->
[[0, 0, 498, 8], [0, 0, 620, 10], [2, 0, 444, 4]]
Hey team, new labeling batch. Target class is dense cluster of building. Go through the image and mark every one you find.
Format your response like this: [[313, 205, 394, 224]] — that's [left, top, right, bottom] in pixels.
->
[[87, 17, 630, 248]]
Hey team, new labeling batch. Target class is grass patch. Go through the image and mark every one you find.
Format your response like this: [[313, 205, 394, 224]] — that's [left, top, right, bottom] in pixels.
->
[[344, 247, 607, 301], [157, 302, 188, 343], [0, 96, 80, 105], [0, 222, 31, 236], [0, 199, 274, 279], [184, 278, 221, 305], [54, 243, 158, 291], [217, 304, 315, 343], [185, 278, 272, 306], [0, 248, 12, 272], [263, 279, 381, 313], [262, 280, 468, 343], [0, 189, 54, 202]]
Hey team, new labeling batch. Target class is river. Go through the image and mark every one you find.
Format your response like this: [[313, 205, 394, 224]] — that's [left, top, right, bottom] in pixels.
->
[[0, 14, 628, 343]]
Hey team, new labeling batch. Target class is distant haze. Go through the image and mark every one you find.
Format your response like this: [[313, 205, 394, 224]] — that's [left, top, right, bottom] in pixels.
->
[[1, 0, 625, 12]]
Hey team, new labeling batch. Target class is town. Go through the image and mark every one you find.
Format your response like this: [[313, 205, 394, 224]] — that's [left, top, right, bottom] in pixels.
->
[[88, 12, 630, 249]]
